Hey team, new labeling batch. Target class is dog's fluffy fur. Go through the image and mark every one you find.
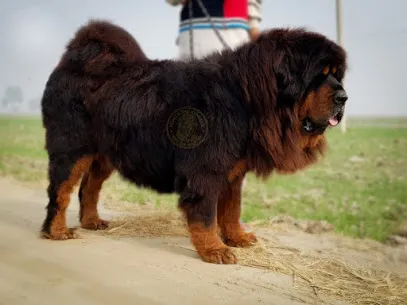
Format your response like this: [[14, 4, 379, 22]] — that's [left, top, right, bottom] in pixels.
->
[[41, 20, 347, 264]]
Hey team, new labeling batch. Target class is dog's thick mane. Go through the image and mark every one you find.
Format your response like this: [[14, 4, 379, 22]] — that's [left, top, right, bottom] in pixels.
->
[[214, 28, 346, 177]]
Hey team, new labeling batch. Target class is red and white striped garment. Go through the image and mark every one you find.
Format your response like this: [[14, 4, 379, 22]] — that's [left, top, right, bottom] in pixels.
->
[[167, 0, 262, 60]]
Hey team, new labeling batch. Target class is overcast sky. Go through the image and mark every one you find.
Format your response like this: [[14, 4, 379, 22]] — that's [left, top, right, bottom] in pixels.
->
[[0, 0, 406, 116]]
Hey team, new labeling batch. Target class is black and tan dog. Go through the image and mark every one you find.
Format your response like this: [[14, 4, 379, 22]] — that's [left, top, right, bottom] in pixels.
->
[[40, 20, 348, 264]]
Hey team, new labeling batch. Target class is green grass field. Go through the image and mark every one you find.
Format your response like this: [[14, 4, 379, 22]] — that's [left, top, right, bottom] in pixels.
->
[[1, 115, 406, 242]]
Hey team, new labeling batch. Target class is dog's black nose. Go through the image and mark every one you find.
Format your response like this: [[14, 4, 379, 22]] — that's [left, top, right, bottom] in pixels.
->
[[334, 90, 348, 105]]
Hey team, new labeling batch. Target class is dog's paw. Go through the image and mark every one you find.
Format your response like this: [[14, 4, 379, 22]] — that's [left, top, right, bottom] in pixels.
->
[[81, 218, 109, 230], [41, 227, 78, 240], [225, 232, 257, 248], [199, 247, 237, 264]]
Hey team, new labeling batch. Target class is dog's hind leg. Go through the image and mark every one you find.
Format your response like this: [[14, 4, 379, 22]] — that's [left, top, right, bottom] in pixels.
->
[[41, 154, 93, 240], [78, 155, 113, 230]]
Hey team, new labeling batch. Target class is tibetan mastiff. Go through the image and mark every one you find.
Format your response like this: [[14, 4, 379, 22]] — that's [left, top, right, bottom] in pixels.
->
[[40, 20, 348, 264]]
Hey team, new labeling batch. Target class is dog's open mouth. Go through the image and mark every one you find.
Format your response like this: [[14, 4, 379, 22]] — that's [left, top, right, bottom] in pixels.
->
[[303, 111, 343, 133], [328, 115, 339, 127], [328, 109, 344, 127]]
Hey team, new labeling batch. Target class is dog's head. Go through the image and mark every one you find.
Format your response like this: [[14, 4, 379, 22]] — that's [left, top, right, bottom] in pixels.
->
[[261, 28, 348, 137], [298, 65, 347, 135], [235, 28, 348, 174]]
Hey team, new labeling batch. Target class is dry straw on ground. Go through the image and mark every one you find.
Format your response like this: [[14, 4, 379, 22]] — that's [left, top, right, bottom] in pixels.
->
[[235, 241, 407, 305], [106, 211, 189, 238], [106, 212, 407, 305]]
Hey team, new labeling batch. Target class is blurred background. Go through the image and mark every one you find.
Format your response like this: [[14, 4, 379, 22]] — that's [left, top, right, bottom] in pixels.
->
[[1, 0, 406, 116], [0, 0, 406, 243]]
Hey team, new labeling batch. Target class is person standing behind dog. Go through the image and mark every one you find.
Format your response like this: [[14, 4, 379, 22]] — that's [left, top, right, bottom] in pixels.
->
[[167, 0, 262, 231], [167, 0, 262, 60]]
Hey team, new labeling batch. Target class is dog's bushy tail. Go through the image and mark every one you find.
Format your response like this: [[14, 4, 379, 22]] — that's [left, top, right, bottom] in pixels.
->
[[58, 19, 147, 76]]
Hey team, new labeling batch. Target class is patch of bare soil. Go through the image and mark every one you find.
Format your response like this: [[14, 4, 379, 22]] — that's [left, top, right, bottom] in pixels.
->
[[106, 213, 407, 305], [2, 178, 406, 305]]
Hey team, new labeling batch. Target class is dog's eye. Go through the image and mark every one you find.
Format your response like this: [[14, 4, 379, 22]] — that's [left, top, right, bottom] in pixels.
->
[[321, 65, 339, 78], [322, 66, 330, 75]]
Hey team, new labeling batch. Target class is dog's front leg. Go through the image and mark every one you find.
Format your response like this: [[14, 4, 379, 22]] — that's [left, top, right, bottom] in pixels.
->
[[179, 182, 237, 264]]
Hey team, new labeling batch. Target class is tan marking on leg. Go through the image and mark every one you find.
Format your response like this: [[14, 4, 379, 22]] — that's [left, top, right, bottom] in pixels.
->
[[80, 156, 113, 230], [218, 176, 257, 248], [227, 160, 247, 183], [188, 222, 237, 264], [47, 156, 93, 240]]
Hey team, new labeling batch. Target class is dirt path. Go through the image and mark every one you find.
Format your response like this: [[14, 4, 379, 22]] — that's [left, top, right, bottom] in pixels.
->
[[1, 179, 407, 305], [0, 179, 318, 305]]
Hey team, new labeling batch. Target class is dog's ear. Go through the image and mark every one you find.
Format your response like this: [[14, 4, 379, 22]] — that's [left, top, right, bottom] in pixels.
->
[[272, 54, 306, 109]]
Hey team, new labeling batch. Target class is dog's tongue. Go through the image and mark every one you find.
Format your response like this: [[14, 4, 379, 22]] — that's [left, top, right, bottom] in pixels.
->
[[329, 117, 339, 126]]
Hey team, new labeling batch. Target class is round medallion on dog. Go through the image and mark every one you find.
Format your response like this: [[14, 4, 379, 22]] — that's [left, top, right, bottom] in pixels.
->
[[166, 107, 208, 149]]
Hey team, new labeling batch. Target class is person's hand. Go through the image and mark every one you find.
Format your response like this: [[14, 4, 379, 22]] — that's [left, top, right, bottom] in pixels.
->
[[249, 28, 261, 41]]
